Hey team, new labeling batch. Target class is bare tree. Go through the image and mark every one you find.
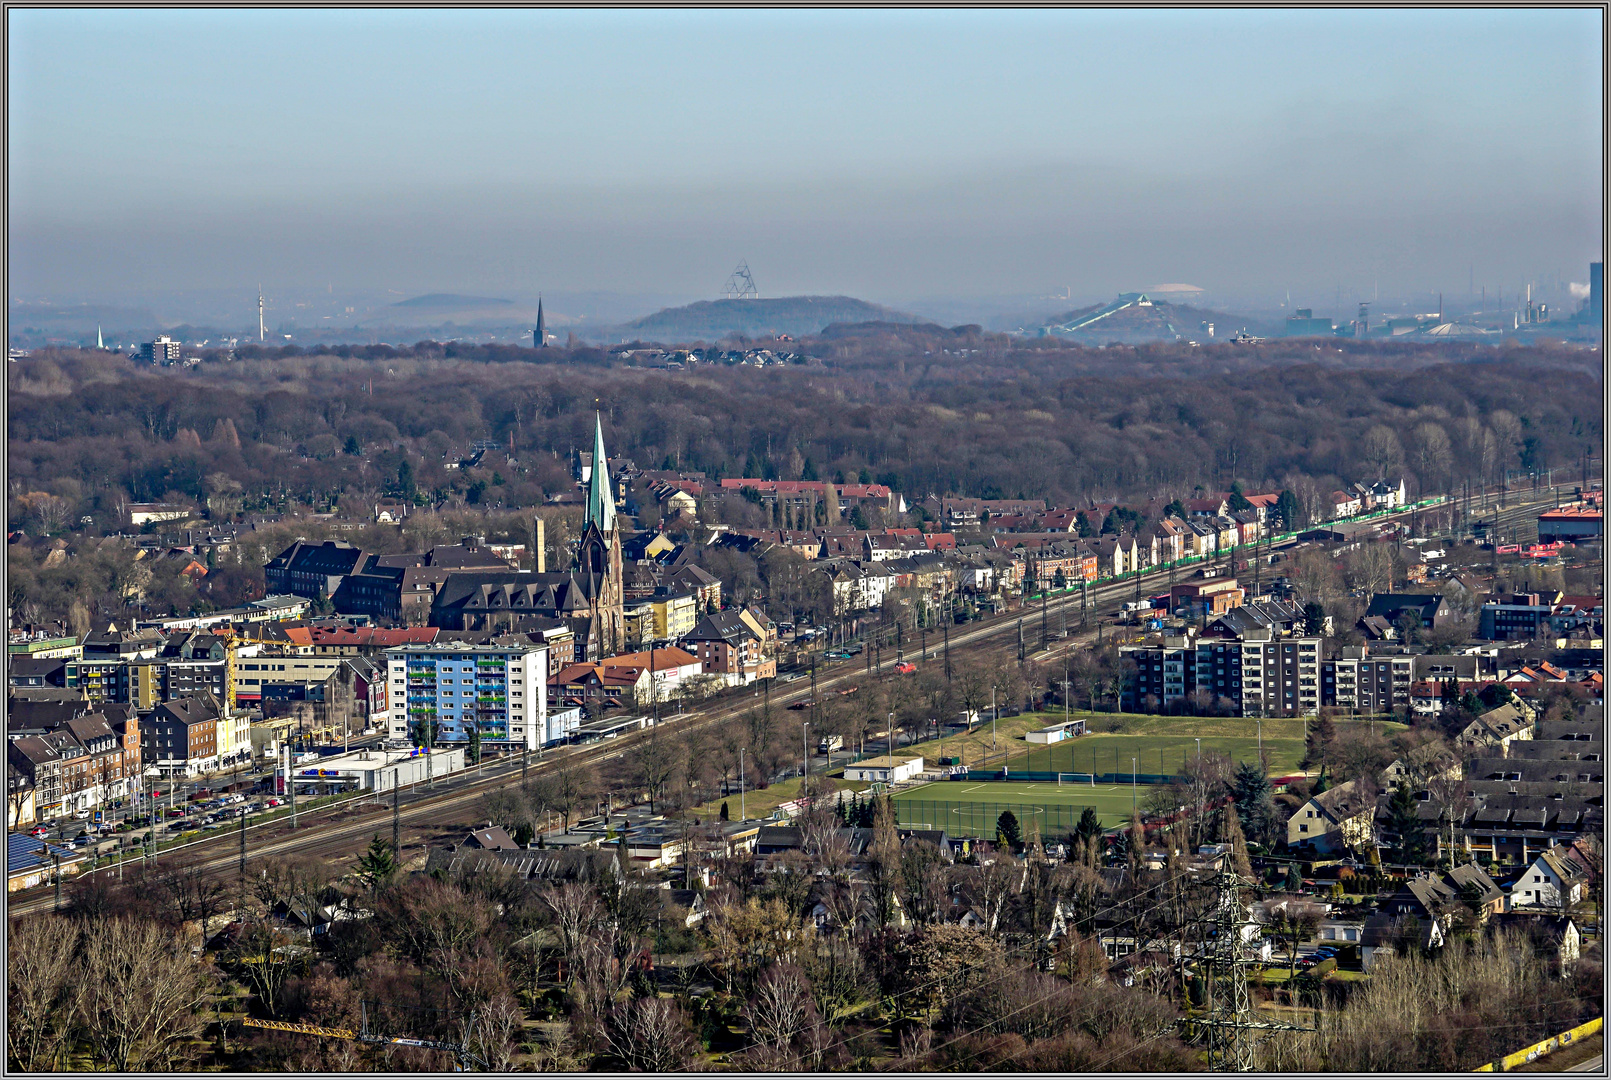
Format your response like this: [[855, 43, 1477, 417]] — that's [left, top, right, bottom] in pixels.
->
[[80, 918, 213, 1071], [600, 995, 699, 1072], [7, 917, 84, 1071], [743, 962, 816, 1062]]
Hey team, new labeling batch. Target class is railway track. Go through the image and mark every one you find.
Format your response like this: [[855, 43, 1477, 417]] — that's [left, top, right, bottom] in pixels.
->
[[7, 490, 1569, 915]]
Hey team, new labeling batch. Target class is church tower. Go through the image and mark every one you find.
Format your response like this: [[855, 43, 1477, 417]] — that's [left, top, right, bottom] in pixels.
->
[[534, 296, 546, 348], [575, 413, 624, 654]]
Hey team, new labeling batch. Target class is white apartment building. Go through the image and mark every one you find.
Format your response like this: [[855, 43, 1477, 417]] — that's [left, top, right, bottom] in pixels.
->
[[385, 642, 549, 752]]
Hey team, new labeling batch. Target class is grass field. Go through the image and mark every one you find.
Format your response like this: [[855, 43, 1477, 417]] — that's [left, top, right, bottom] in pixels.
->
[[901, 711, 1406, 779], [892, 779, 1149, 837], [683, 773, 868, 822]]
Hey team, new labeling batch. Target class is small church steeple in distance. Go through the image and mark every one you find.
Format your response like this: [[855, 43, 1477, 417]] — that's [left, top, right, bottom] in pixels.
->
[[534, 295, 546, 348]]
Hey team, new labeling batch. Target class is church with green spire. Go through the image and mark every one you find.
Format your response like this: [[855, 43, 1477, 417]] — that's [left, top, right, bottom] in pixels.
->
[[575, 413, 624, 654]]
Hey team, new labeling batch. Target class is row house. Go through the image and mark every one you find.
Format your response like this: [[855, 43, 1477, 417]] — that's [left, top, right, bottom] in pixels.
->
[[1351, 477, 1407, 511], [881, 553, 955, 609], [550, 663, 650, 712], [865, 531, 931, 561], [142, 697, 223, 778], [1329, 490, 1363, 518], [596, 647, 703, 703], [933, 497, 1046, 530], [1023, 542, 1098, 590], [811, 559, 896, 615], [7, 720, 133, 818], [682, 611, 775, 687]]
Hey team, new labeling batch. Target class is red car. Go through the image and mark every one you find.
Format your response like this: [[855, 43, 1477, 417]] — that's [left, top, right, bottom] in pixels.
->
[[894, 661, 917, 675], [29, 826, 49, 838]]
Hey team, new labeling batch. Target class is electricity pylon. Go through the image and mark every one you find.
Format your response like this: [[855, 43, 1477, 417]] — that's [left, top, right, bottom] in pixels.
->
[[1191, 866, 1311, 1071]]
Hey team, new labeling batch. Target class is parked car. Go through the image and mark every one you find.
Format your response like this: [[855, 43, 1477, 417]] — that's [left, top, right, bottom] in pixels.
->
[[28, 826, 49, 838], [894, 661, 917, 675]]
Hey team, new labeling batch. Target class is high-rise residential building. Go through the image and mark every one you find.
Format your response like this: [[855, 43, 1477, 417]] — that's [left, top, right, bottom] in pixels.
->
[[139, 336, 181, 364], [385, 641, 552, 751], [1122, 628, 1321, 717]]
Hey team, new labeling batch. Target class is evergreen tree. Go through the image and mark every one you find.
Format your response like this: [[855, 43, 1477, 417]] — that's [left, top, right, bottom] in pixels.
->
[[1387, 782, 1432, 866], [354, 833, 399, 890], [1227, 482, 1253, 512], [1074, 511, 1094, 537], [1285, 862, 1304, 892], [996, 809, 1022, 851], [1074, 806, 1103, 848], [1275, 489, 1302, 531], [1231, 760, 1281, 847], [719, 800, 729, 821], [467, 725, 481, 764], [1303, 601, 1327, 636]]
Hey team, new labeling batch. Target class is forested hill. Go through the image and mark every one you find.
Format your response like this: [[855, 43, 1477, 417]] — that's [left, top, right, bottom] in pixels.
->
[[600, 296, 933, 343], [6, 337, 1600, 543]]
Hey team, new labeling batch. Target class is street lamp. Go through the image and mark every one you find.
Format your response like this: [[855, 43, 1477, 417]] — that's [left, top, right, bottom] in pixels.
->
[[802, 722, 810, 801]]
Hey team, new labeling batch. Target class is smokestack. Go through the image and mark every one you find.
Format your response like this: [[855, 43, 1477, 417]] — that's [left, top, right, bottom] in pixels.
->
[[534, 516, 546, 573]]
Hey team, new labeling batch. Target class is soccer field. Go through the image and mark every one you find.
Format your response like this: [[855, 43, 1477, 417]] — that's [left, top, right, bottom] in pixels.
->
[[1030, 732, 1307, 778], [892, 779, 1150, 838]]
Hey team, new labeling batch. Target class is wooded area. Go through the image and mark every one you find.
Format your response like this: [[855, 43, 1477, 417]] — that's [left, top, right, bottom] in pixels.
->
[[8, 334, 1600, 533]]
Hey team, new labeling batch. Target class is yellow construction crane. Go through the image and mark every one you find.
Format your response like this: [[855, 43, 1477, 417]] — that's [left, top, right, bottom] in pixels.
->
[[240, 1010, 485, 1070]]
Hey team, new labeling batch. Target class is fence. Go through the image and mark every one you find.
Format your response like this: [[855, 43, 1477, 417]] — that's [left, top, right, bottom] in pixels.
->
[[957, 770, 1175, 785], [894, 798, 1096, 840]]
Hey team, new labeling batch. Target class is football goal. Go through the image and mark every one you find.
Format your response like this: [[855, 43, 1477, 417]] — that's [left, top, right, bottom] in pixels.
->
[[1058, 772, 1097, 787]]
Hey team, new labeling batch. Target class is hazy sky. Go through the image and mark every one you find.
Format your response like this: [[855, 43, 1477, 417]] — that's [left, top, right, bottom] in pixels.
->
[[8, 8, 1604, 311]]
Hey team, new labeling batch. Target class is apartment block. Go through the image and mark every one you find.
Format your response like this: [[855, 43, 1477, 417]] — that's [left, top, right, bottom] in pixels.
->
[[385, 642, 550, 751]]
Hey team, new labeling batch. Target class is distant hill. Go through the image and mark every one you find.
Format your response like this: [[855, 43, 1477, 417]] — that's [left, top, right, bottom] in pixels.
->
[[392, 293, 515, 310], [601, 296, 929, 343], [1037, 294, 1279, 342]]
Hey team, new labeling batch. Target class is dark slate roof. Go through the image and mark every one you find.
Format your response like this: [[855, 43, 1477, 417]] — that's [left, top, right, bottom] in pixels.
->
[[433, 571, 595, 615], [268, 539, 371, 577], [154, 696, 223, 725], [684, 610, 760, 645], [1363, 593, 1447, 621]]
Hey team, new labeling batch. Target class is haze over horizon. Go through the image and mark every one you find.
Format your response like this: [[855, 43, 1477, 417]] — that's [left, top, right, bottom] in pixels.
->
[[8, 9, 1604, 322]]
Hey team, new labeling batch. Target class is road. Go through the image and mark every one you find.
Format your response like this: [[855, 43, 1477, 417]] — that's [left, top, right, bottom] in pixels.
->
[[8, 489, 1567, 915]]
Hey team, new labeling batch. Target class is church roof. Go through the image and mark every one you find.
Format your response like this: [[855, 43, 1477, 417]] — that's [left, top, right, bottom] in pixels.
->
[[586, 414, 617, 533]]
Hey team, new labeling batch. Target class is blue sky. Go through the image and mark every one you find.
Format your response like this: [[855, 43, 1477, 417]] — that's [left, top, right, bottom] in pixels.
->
[[8, 9, 1603, 310]]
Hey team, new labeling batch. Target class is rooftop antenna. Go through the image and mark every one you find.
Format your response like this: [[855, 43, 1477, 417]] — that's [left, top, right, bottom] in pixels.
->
[[258, 285, 266, 342], [723, 260, 759, 300]]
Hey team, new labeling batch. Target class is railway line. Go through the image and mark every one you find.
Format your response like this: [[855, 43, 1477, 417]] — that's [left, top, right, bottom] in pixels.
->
[[6, 489, 1571, 916]]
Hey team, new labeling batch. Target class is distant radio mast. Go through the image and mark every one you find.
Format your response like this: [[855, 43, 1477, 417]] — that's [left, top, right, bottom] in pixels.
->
[[258, 285, 266, 342], [723, 260, 759, 300]]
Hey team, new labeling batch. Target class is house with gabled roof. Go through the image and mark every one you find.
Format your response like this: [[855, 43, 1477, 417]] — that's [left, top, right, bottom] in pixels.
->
[[1287, 777, 1375, 854], [1507, 845, 1590, 911]]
